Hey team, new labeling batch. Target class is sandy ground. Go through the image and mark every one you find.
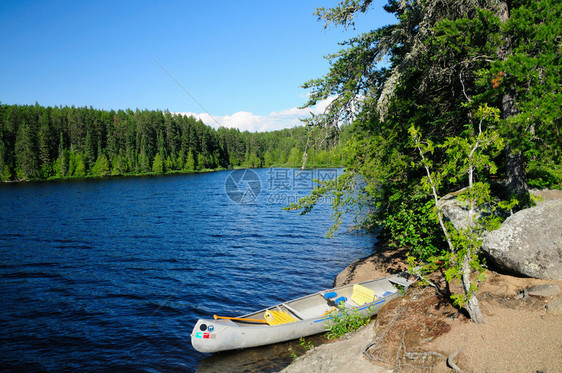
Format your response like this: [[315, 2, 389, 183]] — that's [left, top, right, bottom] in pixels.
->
[[281, 189, 562, 373], [282, 260, 562, 373], [427, 272, 562, 372]]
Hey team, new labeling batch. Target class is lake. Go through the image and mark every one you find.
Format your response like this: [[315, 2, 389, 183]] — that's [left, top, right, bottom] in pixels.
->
[[0, 168, 376, 372]]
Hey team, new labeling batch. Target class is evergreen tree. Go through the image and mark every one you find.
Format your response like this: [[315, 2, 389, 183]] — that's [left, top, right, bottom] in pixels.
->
[[184, 150, 195, 171], [196, 153, 206, 171], [38, 112, 52, 177], [287, 147, 302, 166], [15, 122, 38, 180], [91, 153, 110, 176], [84, 131, 96, 169], [263, 150, 274, 167], [73, 152, 87, 177], [111, 154, 122, 176], [165, 155, 174, 172], [0, 139, 11, 181], [0, 102, 347, 182], [139, 139, 150, 173], [152, 153, 164, 173]]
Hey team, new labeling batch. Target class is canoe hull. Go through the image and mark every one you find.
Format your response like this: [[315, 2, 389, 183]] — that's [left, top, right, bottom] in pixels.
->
[[191, 272, 414, 353], [191, 297, 392, 353]]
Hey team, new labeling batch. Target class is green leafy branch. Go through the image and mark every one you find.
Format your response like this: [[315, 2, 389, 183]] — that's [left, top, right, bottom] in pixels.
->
[[324, 303, 372, 339], [408, 104, 504, 323]]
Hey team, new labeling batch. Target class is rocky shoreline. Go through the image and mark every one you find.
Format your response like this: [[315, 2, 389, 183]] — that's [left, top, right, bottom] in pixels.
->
[[279, 189, 562, 373], [280, 257, 562, 373]]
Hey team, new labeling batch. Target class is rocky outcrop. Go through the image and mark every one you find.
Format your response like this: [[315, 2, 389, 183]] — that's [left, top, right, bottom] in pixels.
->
[[437, 184, 509, 232], [279, 324, 391, 373], [481, 199, 562, 280], [436, 188, 473, 231]]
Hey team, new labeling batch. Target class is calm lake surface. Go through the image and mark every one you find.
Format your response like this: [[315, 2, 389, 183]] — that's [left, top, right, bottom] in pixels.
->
[[0, 169, 376, 372]]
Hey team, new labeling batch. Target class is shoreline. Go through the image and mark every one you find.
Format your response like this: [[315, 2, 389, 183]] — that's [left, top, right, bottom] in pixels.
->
[[0, 165, 345, 184], [280, 201, 562, 372], [282, 264, 562, 373], [279, 236, 402, 373], [332, 239, 409, 288]]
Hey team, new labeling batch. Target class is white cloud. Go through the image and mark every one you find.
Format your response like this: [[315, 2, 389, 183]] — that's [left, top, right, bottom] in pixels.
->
[[173, 97, 335, 132]]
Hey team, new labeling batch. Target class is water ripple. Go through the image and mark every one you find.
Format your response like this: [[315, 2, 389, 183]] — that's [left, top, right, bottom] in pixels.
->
[[0, 169, 376, 372]]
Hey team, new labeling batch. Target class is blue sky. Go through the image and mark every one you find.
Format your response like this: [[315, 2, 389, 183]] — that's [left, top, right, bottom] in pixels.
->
[[0, 1, 395, 131]]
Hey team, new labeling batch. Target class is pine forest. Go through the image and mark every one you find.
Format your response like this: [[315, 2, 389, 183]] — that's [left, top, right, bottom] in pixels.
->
[[0, 103, 346, 181]]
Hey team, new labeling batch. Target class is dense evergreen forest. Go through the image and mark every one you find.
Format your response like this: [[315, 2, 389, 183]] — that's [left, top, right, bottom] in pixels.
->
[[0, 103, 347, 181]]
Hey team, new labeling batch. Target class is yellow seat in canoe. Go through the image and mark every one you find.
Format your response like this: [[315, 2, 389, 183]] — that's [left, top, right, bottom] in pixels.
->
[[264, 310, 298, 325], [351, 284, 377, 306]]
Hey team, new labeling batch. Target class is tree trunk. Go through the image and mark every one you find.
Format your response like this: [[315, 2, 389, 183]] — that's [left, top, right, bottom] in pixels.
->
[[505, 145, 528, 198], [502, 92, 528, 202], [462, 252, 485, 323], [466, 292, 485, 323], [498, 1, 529, 203]]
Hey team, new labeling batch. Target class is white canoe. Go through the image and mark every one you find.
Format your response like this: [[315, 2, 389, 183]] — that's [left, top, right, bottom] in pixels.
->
[[191, 272, 417, 353]]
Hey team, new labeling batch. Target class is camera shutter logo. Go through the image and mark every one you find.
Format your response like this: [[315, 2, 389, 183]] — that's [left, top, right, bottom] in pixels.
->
[[225, 169, 261, 204]]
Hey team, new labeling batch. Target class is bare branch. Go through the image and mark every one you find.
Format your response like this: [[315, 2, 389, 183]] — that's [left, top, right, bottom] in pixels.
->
[[459, 69, 472, 103], [447, 347, 465, 373]]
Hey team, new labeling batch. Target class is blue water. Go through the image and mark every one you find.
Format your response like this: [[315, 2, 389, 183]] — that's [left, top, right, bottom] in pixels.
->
[[0, 169, 376, 372]]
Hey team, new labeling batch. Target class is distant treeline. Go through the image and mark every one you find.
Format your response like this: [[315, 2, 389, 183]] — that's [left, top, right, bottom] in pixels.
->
[[0, 103, 348, 181]]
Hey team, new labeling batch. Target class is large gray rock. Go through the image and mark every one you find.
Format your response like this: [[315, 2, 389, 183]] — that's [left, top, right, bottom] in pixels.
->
[[437, 188, 471, 231], [437, 187, 500, 232], [481, 199, 562, 280]]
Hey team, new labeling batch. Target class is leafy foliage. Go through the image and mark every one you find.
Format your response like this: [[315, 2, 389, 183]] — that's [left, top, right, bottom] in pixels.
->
[[385, 199, 444, 261], [408, 105, 505, 322], [299, 337, 315, 351], [527, 162, 562, 190], [325, 304, 372, 339], [294, 0, 560, 321]]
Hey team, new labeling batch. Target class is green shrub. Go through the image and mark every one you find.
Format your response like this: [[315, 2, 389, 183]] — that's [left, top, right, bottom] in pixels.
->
[[527, 163, 562, 189], [299, 337, 314, 350], [385, 199, 447, 261], [324, 304, 371, 339]]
